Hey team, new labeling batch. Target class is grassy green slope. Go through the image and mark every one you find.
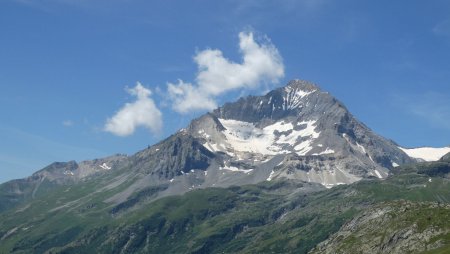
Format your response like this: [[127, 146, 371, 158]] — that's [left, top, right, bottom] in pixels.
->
[[310, 200, 450, 253], [0, 164, 449, 253]]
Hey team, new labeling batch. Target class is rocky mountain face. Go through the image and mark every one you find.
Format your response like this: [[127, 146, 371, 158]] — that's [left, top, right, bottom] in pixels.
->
[[441, 152, 450, 162], [0, 154, 127, 213], [188, 80, 413, 188], [0, 80, 415, 212]]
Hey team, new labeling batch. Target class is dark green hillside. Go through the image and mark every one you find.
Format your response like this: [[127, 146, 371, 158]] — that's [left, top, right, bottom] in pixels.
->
[[1, 161, 450, 254]]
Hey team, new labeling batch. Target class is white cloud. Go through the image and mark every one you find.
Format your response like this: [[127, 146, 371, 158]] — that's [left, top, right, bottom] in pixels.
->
[[62, 120, 74, 127], [167, 31, 284, 113], [167, 80, 218, 113], [104, 82, 162, 136]]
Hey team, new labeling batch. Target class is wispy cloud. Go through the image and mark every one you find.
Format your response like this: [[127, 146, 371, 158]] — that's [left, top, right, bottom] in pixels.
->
[[226, 0, 328, 28], [433, 19, 450, 37], [62, 120, 74, 127], [167, 30, 284, 113], [231, 0, 327, 15], [104, 82, 162, 137], [394, 92, 450, 130]]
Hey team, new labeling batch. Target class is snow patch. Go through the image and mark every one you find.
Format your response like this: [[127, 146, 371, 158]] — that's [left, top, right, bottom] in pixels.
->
[[292, 120, 321, 155], [312, 147, 335, 155], [400, 146, 450, 162], [323, 182, 346, 189], [374, 169, 383, 179], [283, 86, 316, 110], [220, 165, 253, 174], [356, 142, 367, 154], [99, 163, 111, 170], [217, 119, 320, 156], [64, 170, 74, 176], [266, 170, 275, 181], [198, 129, 210, 138], [294, 139, 314, 155], [342, 133, 351, 143], [220, 119, 277, 155]]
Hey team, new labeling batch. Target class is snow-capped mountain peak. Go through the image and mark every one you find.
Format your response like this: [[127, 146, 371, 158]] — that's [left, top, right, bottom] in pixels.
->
[[187, 79, 414, 188], [282, 80, 318, 110]]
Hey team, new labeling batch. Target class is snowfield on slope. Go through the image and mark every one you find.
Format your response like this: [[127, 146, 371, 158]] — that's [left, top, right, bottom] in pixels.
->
[[216, 118, 321, 156], [400, 146, 450, 162]]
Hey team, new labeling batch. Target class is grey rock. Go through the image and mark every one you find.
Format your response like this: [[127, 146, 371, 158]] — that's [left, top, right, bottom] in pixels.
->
[[441, 152, 450, 162], [189, 79, 414, 187], [310, 201, 450, 254]]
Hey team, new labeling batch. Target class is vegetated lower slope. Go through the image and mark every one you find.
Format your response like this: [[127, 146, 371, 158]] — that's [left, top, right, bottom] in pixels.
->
[[311, 201, 450, 254], [392, 153, 450, 178], [311, 155, 450, 254], [1, 159, 450, 254]]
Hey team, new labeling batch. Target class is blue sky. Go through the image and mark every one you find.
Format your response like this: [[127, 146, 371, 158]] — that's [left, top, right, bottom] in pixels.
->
[[1, 0, 450, 183]]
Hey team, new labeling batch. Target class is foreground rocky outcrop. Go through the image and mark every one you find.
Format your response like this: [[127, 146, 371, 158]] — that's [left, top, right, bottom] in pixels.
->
[[311, 201, 450, 254]]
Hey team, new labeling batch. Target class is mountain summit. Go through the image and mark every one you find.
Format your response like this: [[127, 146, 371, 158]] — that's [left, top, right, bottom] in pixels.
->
[[187, 79, 413, 188]]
